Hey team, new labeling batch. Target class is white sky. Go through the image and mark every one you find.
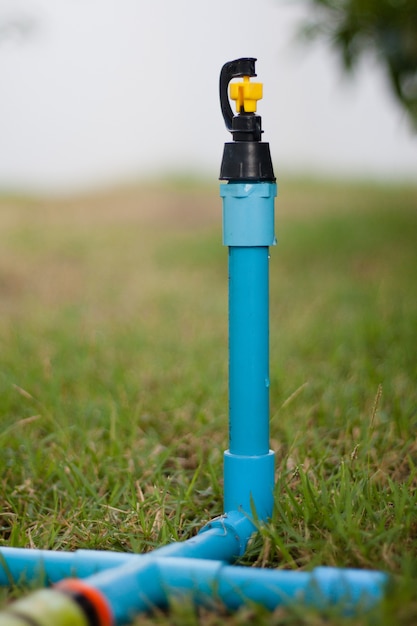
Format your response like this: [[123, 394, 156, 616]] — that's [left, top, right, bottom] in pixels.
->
[[0, 0, 416, 193]]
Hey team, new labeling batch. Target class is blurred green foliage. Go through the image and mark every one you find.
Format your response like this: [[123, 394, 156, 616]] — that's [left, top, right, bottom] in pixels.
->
[[299, 0, 417, 126]]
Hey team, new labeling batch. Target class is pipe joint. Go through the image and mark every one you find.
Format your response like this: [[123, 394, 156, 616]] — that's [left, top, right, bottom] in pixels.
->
[[224, 450, 275, 520], [221, 182, 277, 246], [199, 510, 257, 558]]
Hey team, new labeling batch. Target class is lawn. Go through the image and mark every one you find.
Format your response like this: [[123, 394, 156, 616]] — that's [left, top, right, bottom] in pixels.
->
[[0, 178, 416, 624]]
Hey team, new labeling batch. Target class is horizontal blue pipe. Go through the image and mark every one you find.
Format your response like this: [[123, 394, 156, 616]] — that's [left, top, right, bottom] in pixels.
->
[[0, 554, 389, 625], [0, 513, 255, 586], [76, 556, 388, 624], [0, 547, 130, 585], [157, 560, 389, 615]]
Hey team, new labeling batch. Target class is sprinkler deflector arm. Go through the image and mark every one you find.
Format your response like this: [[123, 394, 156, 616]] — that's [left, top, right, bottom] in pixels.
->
[[219, 57, 257, 132]]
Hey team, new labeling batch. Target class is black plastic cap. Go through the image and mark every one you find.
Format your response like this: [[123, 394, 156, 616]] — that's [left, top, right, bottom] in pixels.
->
[[220, 142, 275, 182]]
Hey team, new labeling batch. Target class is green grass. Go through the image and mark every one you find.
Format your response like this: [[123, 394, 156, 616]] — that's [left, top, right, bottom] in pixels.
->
[[0, 179, 416, 624]]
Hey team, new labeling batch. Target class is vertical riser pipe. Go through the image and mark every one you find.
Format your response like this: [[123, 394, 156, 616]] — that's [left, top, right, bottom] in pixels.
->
[[221, 181, 277, 518], [229, 246, 269, 456]]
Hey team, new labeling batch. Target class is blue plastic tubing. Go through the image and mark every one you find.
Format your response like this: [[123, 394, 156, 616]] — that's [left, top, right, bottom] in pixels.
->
[[0, 513, 254, 585], [0, 545, 389, 624], [0, 546, 388, 625], [221, 181, 277, 518], [86, 559, 388, 623]]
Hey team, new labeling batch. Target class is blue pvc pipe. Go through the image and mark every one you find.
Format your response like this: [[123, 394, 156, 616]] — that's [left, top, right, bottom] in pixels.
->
[[67, 556, 388, 624], [228, 246, 270, 456], [0, 513, 255, 586], [156, 560, 388, 615], [0, 551, 389, 625], [0, 548, 130, 586], [221, 181, 277, 518]]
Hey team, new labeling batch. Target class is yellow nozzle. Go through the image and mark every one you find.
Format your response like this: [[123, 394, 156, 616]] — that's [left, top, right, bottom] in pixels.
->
[[229, 76, 263, 114]]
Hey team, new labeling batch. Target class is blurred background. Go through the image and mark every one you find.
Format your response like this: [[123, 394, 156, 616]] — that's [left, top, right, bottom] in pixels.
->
[[0, 0, 416, 194]]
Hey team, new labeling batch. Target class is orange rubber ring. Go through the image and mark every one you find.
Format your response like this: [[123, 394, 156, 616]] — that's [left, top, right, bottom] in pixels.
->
[[55, 578, 113, 626]]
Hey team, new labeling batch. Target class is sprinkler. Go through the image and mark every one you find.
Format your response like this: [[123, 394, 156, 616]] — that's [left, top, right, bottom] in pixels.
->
[[0, 58, 388, 625], [219, 57, 276, 520]]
